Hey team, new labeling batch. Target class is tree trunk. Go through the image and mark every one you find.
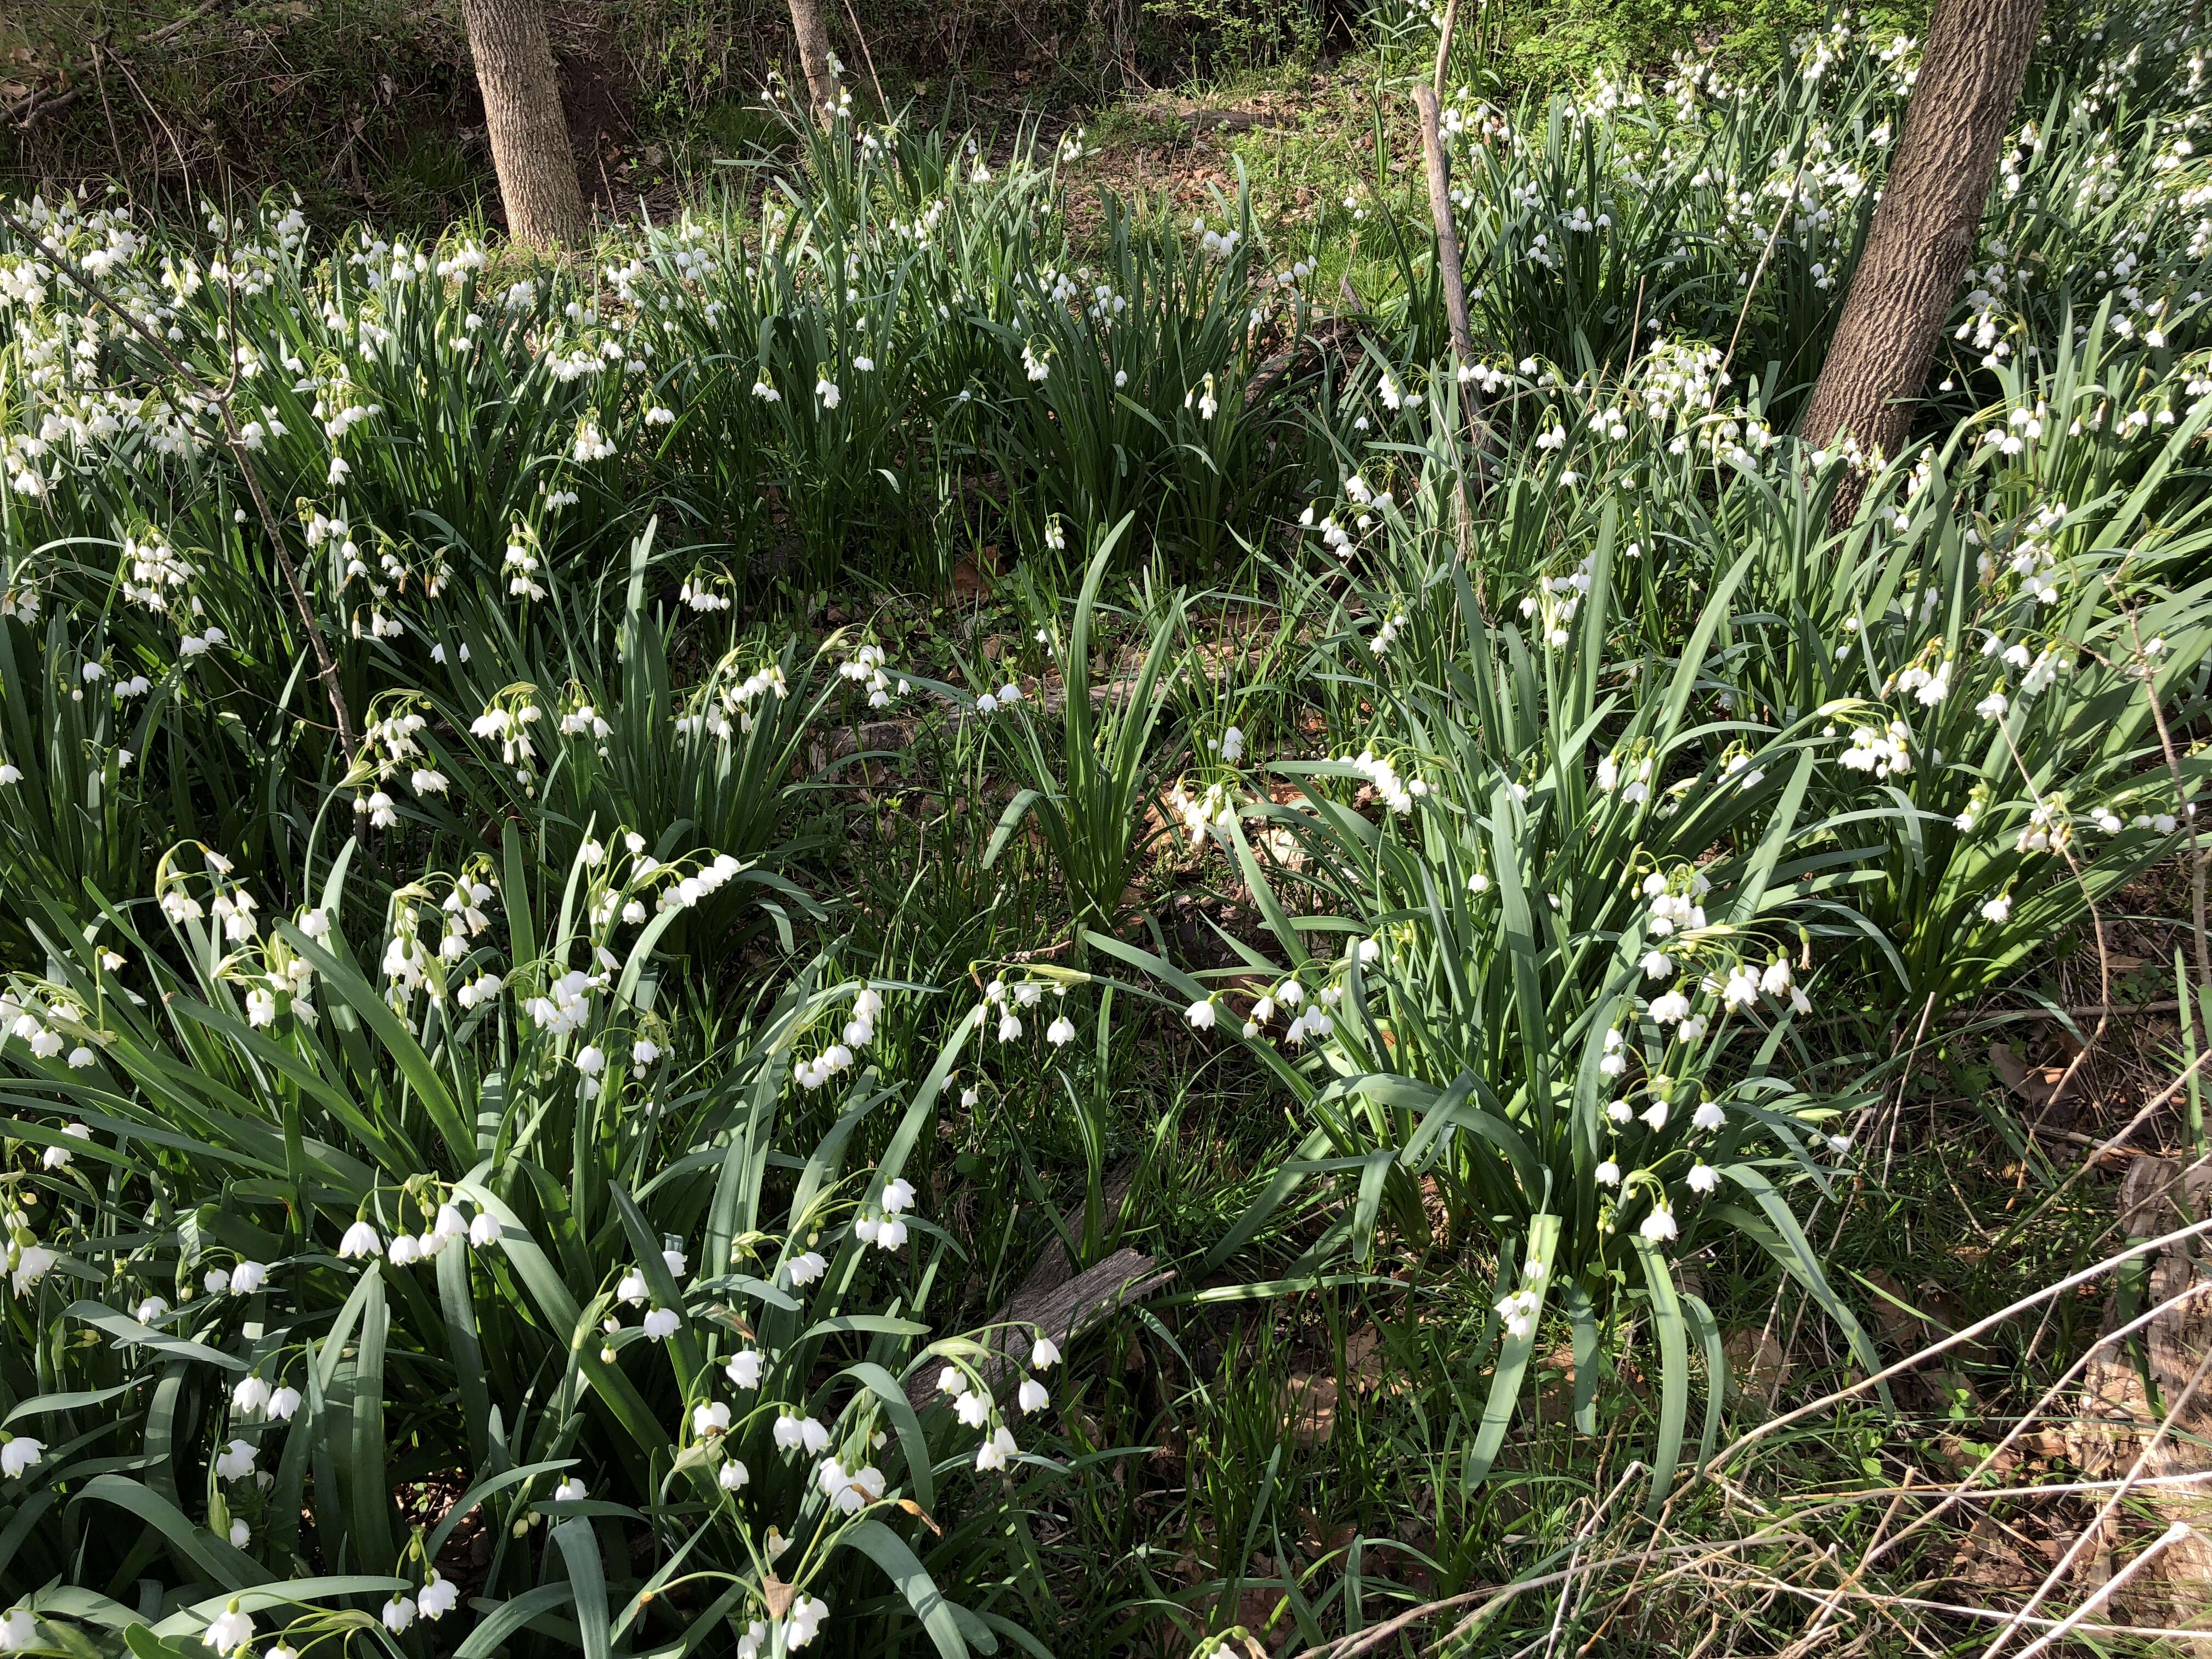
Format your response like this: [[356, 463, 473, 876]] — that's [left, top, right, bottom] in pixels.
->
[[459, 0, 589, 249], [1799, 0, 2044, 516], [788, 0, 840, 132]]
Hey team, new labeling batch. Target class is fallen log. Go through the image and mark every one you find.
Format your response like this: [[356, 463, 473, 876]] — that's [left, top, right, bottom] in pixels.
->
[[906, 1162, 1172, 1411], [2066, 1155, 2212, 1617]]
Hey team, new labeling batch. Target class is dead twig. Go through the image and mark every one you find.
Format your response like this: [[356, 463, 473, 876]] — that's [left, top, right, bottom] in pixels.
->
[[1712, 1211, 2212, 1475], [1946, 999, 2183, 1022], [1409, 82, 1494, 523], [1996, 1049, 2212, 1240], [6, 0, 222, 127], [1975, 1335, 2212, 1659]]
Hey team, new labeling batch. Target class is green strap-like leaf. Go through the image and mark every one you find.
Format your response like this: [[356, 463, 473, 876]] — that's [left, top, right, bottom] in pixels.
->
[[1462, 1214, 1559, 1495], [149, 1577, 409, 1639], [1488, 789, 1552, 1134], [426, 1459, 578, 1560], [837, 1517, 989, 1659], [3, 1379, 144, 1425], [1563, 1283, 1599, 1436], [552, 1516, 613, 1659], [1223, 810, 1309, 966], [453, 1181, 668, 1452], [503, 818, 538, 975], [1682, 1291, 1727, 1472], [69, 1474, 270, 1591], [346, 1272, 397, 1576], [611, 1181, 706, 1381], [437, 1242, 492, 1473], [624, 1583, 749, 1659], [0, 1490, 55, 1581], [842, 1361, 936, 1513], [1205, 1125, 1335, 1271], [1661, 548, 1754, 733], [1722, 1165, 1889, 1410], [1347, 1149, 1397, 1265], [456, 1585, 577, 1659], [982, 789, 1043, 869], [64, 1303, 245, 1372], [801, 1314, 932, 1339], [1630, 1235, 1688, 1515], [283, 924, 473, 1166], [1726, 749, 1816, 924]]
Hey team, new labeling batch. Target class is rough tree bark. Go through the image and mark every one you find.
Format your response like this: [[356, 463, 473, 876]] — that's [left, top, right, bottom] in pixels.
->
[[458, 0, 589, 249], [902, 1165, 1172, 1413], [1799, 0, 2045, 518], [787, 0, 840, 132]]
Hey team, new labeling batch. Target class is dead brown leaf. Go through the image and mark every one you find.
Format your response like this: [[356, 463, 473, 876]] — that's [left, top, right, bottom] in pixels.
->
[[1989, 1041, 2079, 1112], [1280, 1373, 1337, 1446], [1722, 1327, 1791, 1402]]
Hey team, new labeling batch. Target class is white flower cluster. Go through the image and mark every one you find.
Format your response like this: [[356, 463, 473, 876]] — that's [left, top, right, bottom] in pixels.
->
[[1495, 1257, 1548, 1339], [1987, 500, 2071, 603], [0, 986, 103, 1071], [1193, 217, 1242, 261], [470, 692, 546, 773], [362, 699, 435, 786], [1171, 778, 1237, 846], [682, 656, 788, 740], [2016, 797, 2074, 856], [974, 679, 1024, 715], [1343, 747, 1425, 815], [561, 701, 612, 741], [1596, 744, 1655, 804], [158, 849, 260, 941], [571, 415, 615, 463], [434, 876, 496, 962], [1888, 650, 1953, 707], [523, 966, 603, 1036], [1237, 973, 1345, 1047], [982, 975, 1073, 1046], [1640, 868, 1709, 938], [795, 985, 884, 1091], [1301, 501, 1356, 558], [337, 1192, 504, 1266], [1835, 717, 1912, 778], [502, 522, 546, 601], [937, 1333, 1057, 1473], [853, 1176, 918, 1252], [120, 526, 196, 618], [679, 573, 734, 612], [838, 641, 907, 708], [1520, 552, 1594, 648]]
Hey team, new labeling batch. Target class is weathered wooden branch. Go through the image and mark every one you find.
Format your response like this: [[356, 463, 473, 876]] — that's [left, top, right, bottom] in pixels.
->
[[905, 1163, 1170, 1412], [906, 1247, 1174, 1412], [2066, 1155, 2212, 1614], [1244, 313, 1362, 409], [1173, 106, 1290, 133]]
